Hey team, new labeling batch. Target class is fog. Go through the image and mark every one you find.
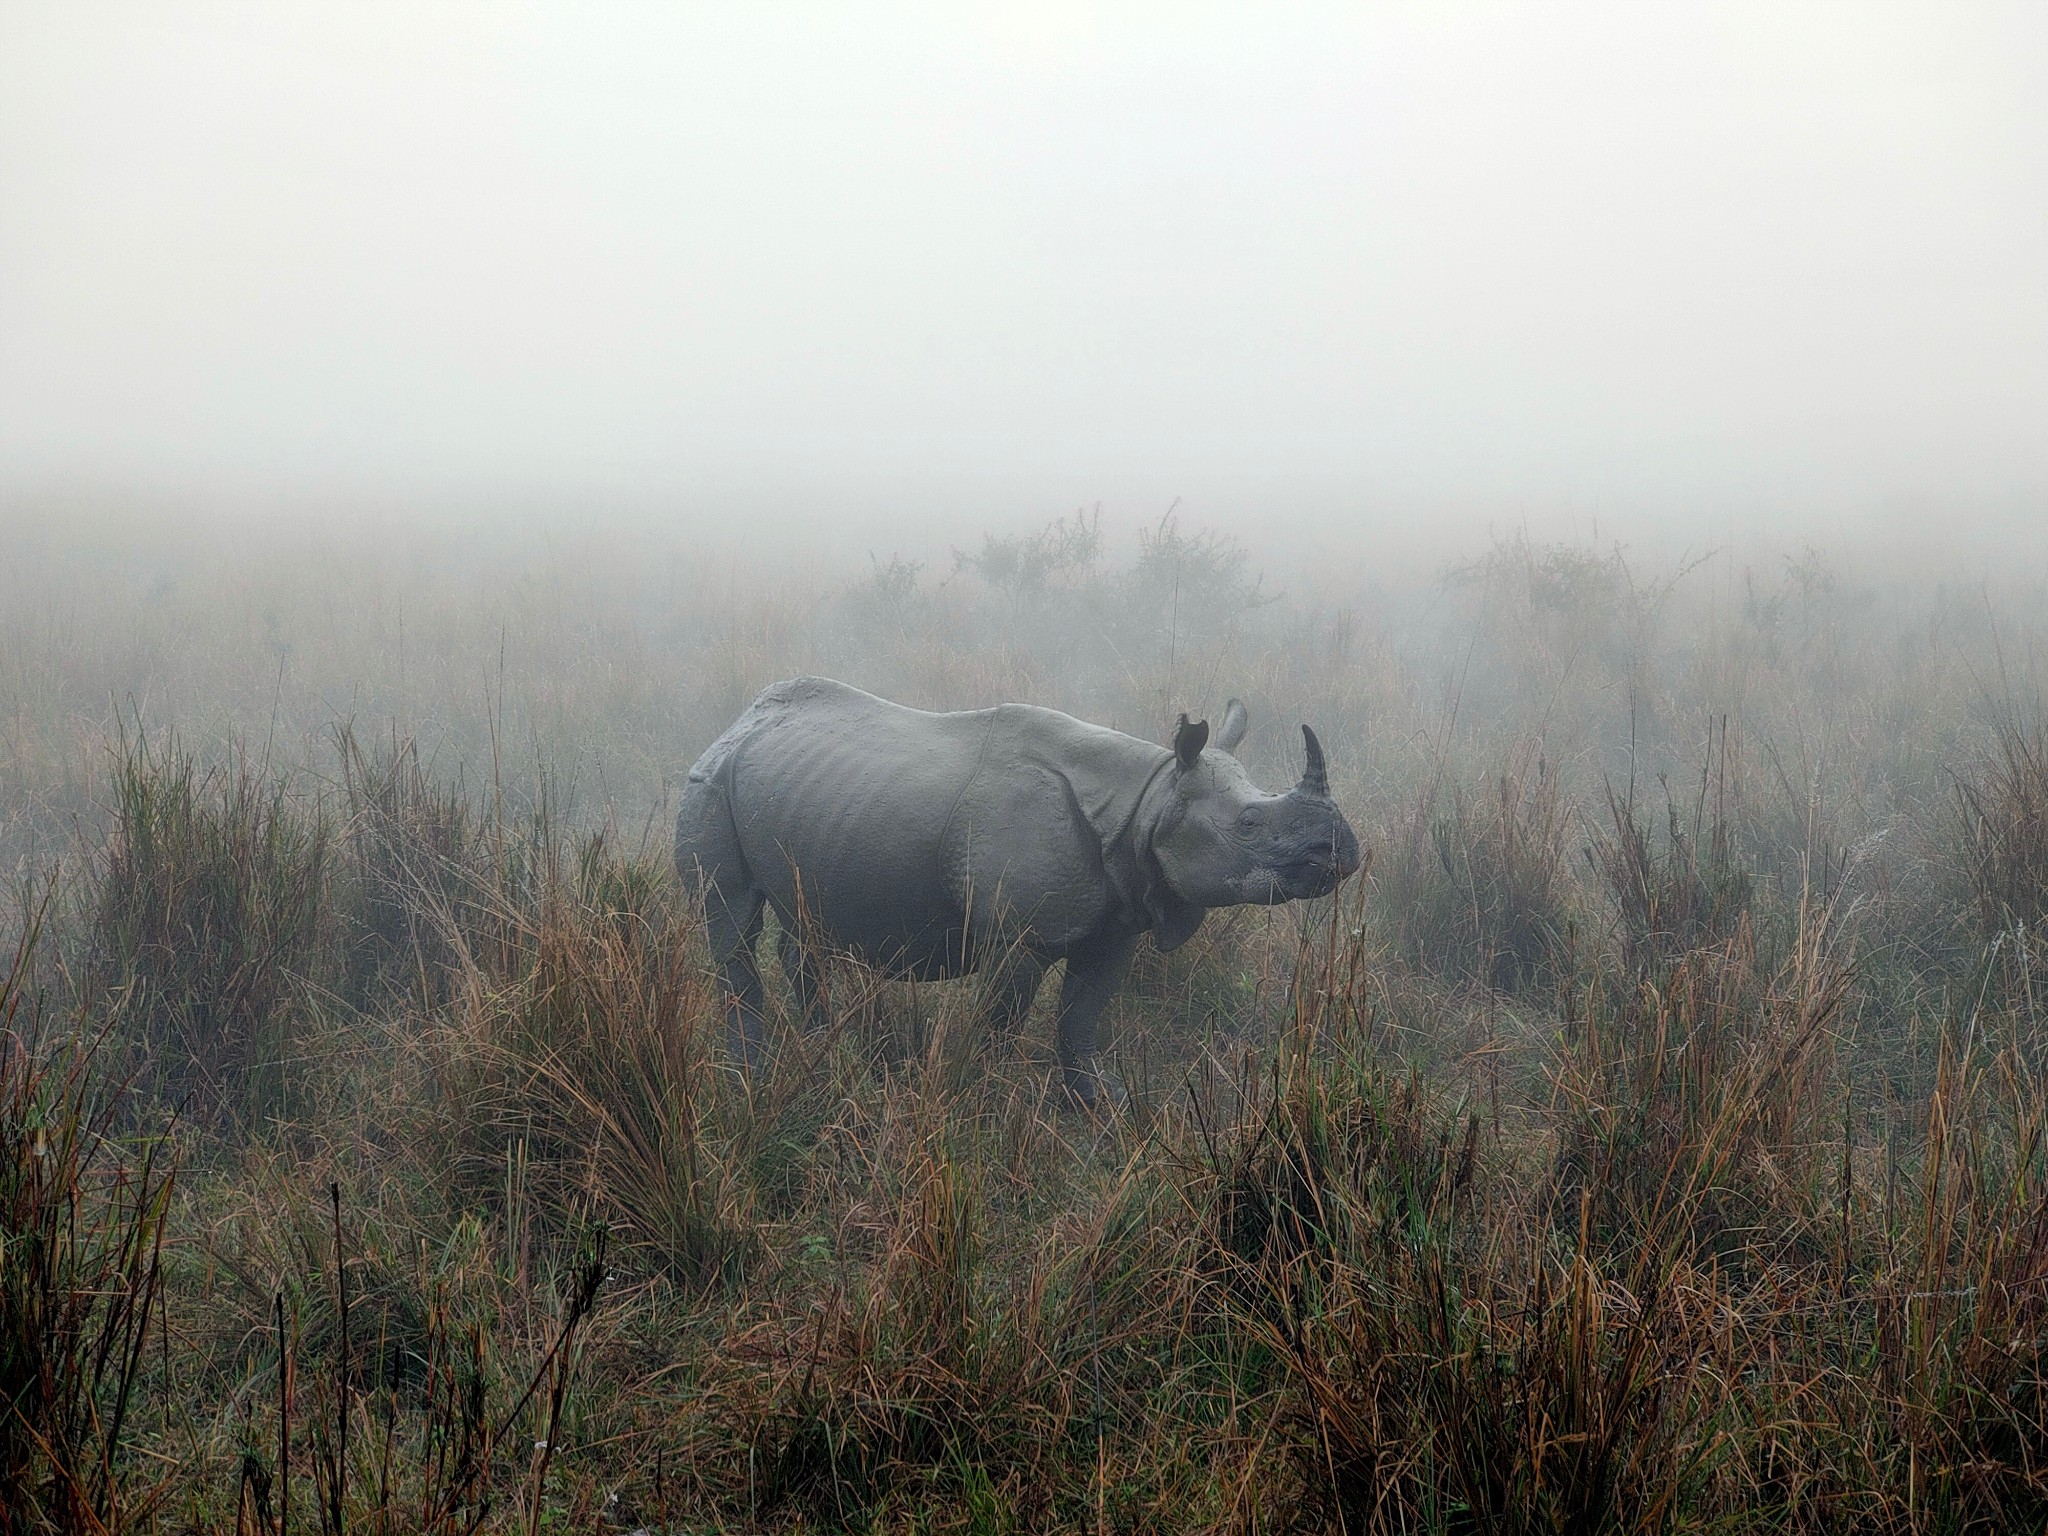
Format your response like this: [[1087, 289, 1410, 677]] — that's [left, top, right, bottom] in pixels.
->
[[3, 3, 2045, 562], [18, 16, 2048, 1519]]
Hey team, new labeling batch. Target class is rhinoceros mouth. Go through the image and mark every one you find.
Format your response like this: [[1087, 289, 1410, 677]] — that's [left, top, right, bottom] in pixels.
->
[[1288, 860, 1342, 893], [1248, 858, 1341, 901]]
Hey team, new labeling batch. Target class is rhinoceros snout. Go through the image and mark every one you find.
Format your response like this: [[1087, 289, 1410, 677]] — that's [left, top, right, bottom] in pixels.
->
[[1291, 864, 1341, 898], [1271, 832, 1359, 898], [1291, 820, 1361, 895]]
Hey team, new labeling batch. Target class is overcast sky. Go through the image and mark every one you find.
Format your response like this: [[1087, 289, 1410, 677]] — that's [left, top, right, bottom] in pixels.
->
[[2, 3, 2043, 552]]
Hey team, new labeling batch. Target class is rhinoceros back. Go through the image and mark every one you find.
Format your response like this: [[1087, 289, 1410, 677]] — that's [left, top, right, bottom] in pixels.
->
[[678, 678, 1168, 973], [679, 679, 994, 971]]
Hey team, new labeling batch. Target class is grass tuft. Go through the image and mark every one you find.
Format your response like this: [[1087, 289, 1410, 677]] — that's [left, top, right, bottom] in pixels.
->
[[0, 894, 176, 1534], [1377, 740, 1571, 993], [1954, 709, 2048, 944], [1590, 732, 1753, 979], [92, 725, 329, 1124]]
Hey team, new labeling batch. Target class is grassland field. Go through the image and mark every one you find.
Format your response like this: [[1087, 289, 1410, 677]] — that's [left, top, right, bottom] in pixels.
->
[[7, 510, 2048, 1533]]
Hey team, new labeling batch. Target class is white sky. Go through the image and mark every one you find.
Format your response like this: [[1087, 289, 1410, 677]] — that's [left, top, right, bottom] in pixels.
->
[[2, 3, 2044, 552]]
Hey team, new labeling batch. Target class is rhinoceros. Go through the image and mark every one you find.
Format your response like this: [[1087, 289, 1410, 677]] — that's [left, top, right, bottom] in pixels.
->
[[674, 677, 1359, 1102]]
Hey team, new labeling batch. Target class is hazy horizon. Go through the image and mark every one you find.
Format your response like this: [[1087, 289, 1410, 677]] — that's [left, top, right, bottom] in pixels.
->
[[4, 3, 2045, 559]]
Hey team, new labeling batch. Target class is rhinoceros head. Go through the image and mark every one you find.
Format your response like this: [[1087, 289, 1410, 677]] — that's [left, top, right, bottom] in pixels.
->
[[1148, 700, 1361, 910]]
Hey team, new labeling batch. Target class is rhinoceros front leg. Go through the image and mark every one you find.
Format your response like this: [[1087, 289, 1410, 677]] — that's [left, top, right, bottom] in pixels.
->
[[1056, 934, 1139, 1106], [983, 948, 1047, 1037]]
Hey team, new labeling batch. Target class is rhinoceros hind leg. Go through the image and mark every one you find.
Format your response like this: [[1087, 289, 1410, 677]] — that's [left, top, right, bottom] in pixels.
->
[[677, 780, 769, 1070], [704, 892, 767, 1068], [983, 949, 1047, 1038], [777, 920, 829, 1032]]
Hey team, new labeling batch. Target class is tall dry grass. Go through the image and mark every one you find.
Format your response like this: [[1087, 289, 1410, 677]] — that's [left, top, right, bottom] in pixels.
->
[[90, 727, 329, 1125], [1589, 726, 1754, 979], [1375, 739, 1573, 994], [1955, 712, 2048, 942], [1, 896, 175, 1535], [9, 519, 2048, 1527]]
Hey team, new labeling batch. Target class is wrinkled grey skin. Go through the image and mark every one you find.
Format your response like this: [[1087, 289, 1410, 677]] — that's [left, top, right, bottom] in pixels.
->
[[675, 678, 1360, 1104]]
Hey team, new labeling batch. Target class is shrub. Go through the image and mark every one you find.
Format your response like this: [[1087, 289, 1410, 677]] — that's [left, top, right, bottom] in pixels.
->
[[1185, 956, 1707, 1534], [1545, 904, 1847, 1271], [1953, 711, 2048, 942], [336, 724, 481, 1007], [1590, 751, 1752, 978], [92, 728, 329, 1124], [744, 1138, 993, 1522], [223, 1190, 611, 1536], [0, 898, 176, 1534], [430, 830, 756, 1289], [1375, 741, 1571, 992], [953, 509, 1103, 602]]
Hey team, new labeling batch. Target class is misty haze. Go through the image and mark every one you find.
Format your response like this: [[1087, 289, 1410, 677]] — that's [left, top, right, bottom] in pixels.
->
[[5, 6, 2048, 1532]]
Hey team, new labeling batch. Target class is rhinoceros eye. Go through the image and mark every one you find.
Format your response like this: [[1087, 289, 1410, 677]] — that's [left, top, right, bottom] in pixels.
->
[[1237, 806, 1262, 830]]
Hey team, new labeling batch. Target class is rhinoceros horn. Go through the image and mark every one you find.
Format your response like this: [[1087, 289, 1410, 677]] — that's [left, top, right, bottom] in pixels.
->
[[1298, 725, 1330, 799]]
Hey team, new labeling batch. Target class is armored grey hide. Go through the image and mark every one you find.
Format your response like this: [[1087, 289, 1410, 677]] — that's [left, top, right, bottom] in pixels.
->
[[675, 678, 1360, 1103]]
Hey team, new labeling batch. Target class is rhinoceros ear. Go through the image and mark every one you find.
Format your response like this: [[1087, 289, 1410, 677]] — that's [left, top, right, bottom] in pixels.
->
[[1214, 698, 1249, 754], [1172, 713, 1209, 770]]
